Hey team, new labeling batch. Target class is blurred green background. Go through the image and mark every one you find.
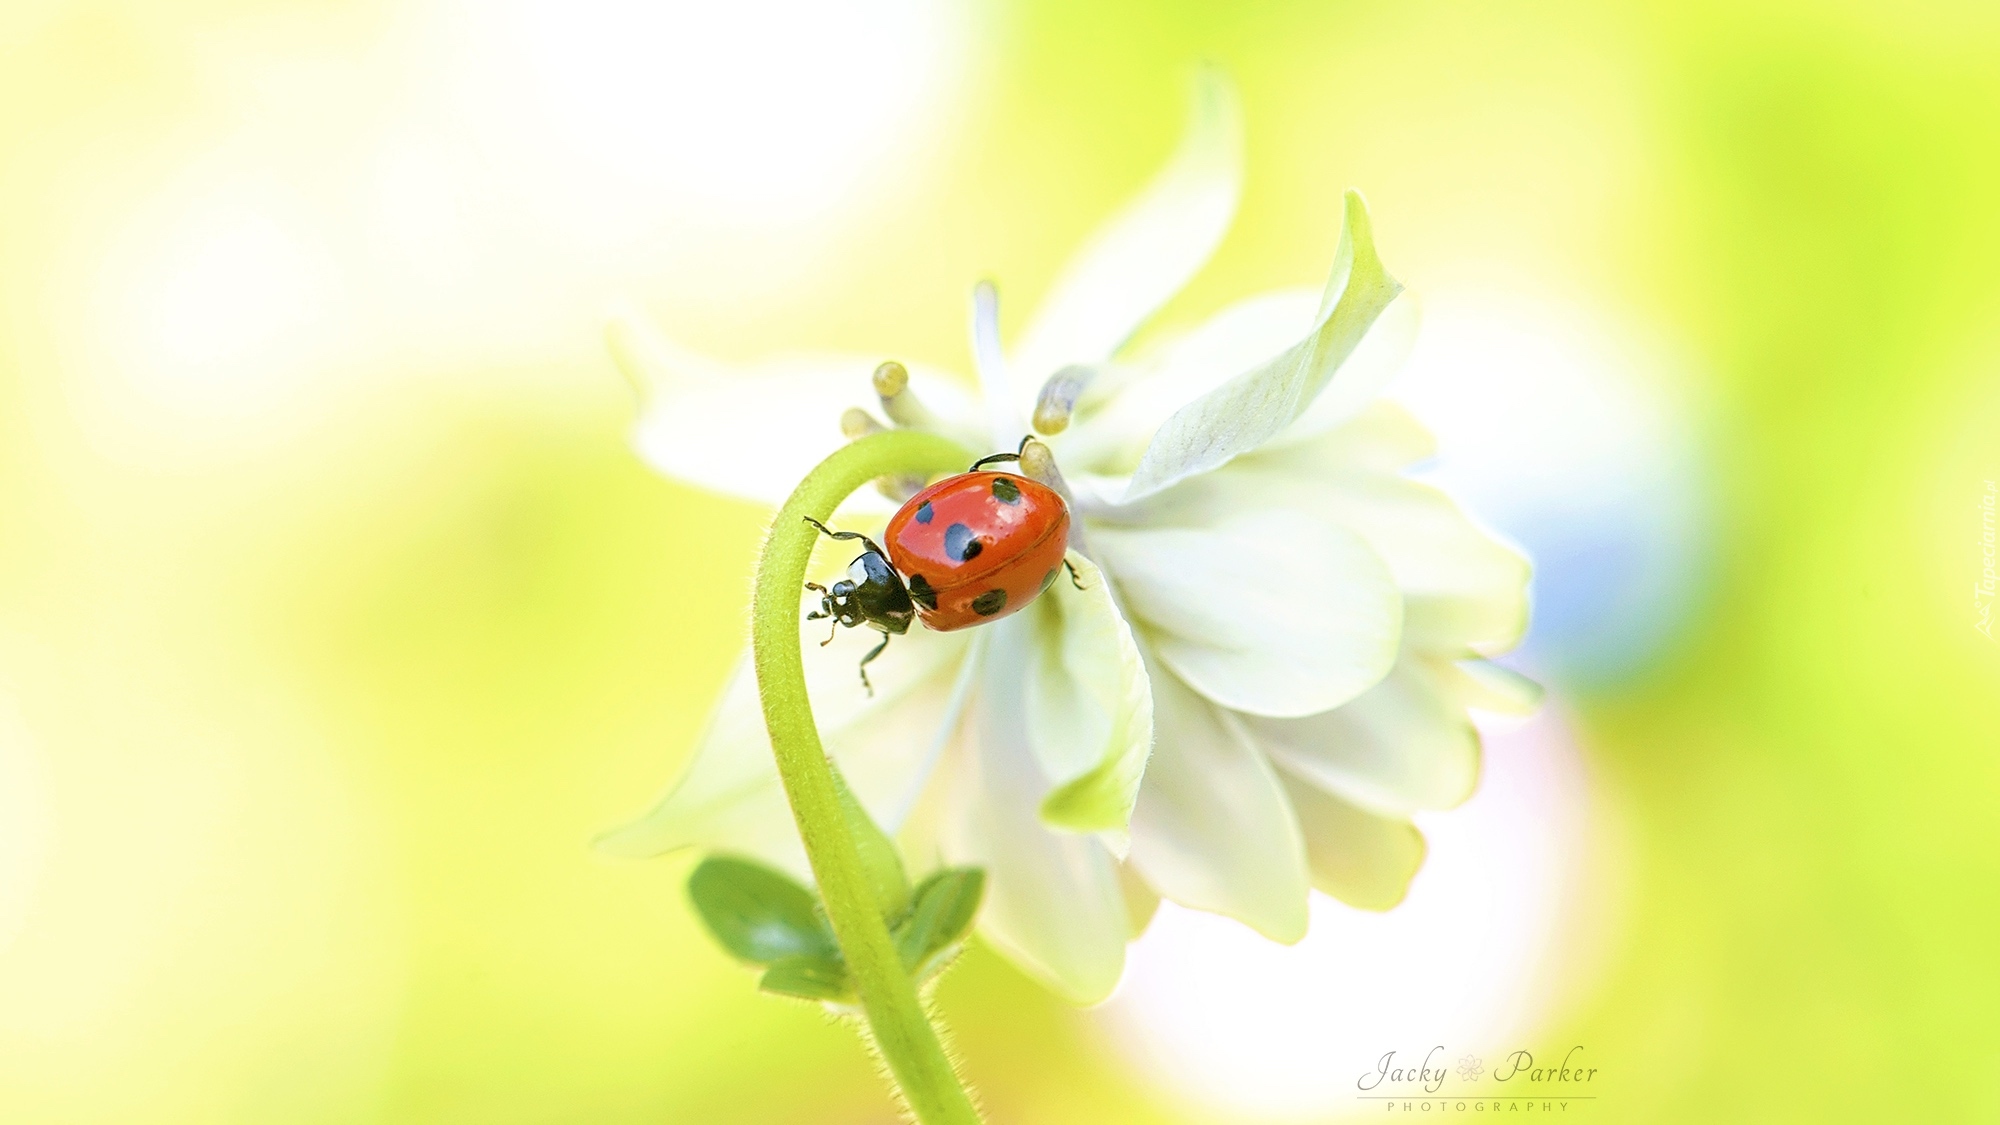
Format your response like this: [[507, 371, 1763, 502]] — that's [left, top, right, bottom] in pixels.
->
[[1, 0, 1996, 1121]]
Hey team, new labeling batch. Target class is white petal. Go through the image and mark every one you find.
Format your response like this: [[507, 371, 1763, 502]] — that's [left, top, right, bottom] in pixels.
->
[[969, 281, 1028, 448], [1240, 655, 1480, 814], [1118, 190, 1403, 502], [875, 631, 990, 832], [1295, 473, 1528, 653], [1070, 291, 1415, 474], [1010, 67, 1243, 397], [823, 646, 978, 829], [1274, 763, 1427, 911], [1442, 658, 1544, 715], [1127, 661, 1309, 942], [1265, 292, 1419, 448], [941, 617, 1129, 1004], [1025, 553, 1154, 849], [1136, 436, 1530, 654], [611, 314, 981, 510], [596, 609, 972, 879], [1091, 510, 1401, 718], [1117, 861, 1163, 939], [1056, 289, 1320, 475]]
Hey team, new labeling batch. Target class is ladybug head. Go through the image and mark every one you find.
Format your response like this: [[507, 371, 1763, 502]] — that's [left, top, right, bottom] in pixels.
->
[[809, 574, 864, 630], [806, 550, 914, 637]]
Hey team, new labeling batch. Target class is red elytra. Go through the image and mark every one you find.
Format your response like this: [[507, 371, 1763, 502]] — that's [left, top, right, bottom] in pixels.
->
[[884, 470, 1070, 631]]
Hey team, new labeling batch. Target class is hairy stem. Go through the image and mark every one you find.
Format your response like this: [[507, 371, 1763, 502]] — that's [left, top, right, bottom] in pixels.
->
[[751, 430, 982, 1125]]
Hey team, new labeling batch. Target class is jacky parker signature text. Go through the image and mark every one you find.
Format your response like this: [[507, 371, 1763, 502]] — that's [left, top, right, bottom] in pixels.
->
[[1360, 1047, 1598, 1095]]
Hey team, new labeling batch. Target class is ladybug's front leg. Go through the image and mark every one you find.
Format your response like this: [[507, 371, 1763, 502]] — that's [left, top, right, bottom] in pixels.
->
[[802, 516, 889, 561]]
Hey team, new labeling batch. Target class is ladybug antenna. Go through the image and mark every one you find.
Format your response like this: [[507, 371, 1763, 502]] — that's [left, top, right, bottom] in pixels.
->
[[968, 435, 1033, 472]]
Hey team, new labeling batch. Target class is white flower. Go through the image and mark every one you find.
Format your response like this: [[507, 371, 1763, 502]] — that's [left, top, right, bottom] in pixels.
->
[[601, 72, 1536, 1004]]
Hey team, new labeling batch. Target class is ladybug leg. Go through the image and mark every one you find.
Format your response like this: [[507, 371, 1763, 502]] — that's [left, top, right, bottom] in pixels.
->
[[1064, 558, 1089, 590], [857, 632, 891, 695], [801, 516, 889, 560], [967, 435, 1034, 472]]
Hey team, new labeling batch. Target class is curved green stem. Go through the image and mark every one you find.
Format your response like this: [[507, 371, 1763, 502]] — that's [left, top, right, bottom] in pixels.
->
[[752, 430, 982, 1125]]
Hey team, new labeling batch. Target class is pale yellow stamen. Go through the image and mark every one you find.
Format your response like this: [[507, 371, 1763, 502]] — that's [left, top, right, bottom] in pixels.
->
[[842, 407, 886, 439], [871, 360, 947, 433], [1032, 365, 1095, 434], [1018, 438, 1074, 503], [855, 380, 926, 499], [872, 359, 909, 397]]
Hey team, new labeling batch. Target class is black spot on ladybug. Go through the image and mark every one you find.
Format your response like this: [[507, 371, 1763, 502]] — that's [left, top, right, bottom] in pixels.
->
[[971, 589, 1007, 616], [1039, 567, 1059, 593], [914, 501, 934, 524], [907, 572, 937, 610], [991, 476, 1021, 504], [944, 522, 982, 562]]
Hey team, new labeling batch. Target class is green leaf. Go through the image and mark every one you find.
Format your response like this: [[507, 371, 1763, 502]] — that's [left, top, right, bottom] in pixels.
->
[[894, 868, 986, 981], [687, 856, 837, 966], [759, 954, 854, 1003], [1121, 189, 1403, 502]]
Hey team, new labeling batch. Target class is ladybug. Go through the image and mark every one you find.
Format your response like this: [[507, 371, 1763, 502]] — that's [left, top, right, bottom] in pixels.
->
[[806, 443, 1080, 691]]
